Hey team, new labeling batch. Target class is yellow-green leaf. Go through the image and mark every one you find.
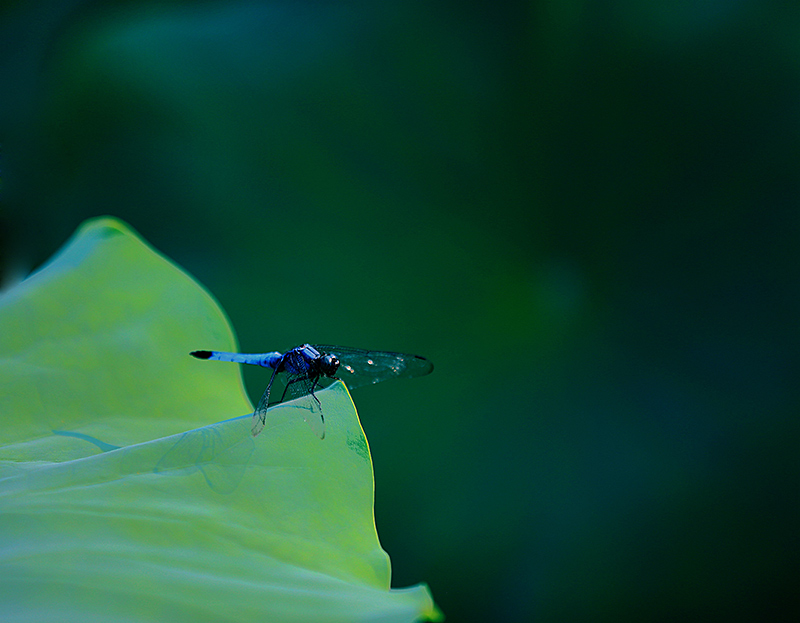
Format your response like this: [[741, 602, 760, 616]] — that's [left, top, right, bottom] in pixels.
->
[[0, 217, 442, 623]]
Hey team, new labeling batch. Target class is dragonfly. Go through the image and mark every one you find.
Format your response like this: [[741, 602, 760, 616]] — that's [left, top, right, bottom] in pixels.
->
[[190, 344, 433, 439]]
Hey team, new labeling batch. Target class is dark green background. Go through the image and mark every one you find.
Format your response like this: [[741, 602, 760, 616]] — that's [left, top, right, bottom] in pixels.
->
[[2, 1, 798, 621]]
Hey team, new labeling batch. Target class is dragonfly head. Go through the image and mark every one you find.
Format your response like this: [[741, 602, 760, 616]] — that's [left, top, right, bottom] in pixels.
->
[[319, 353, 340, 377]]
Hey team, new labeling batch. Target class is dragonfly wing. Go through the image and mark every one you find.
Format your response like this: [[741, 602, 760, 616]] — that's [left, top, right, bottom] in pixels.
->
[[312, 345, 433, 390], [297, 395, 326, 439], [251, 366, 279, 437], [283, 373, 326, 440]]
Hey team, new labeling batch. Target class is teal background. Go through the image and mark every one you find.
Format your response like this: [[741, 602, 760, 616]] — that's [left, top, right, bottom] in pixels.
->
[[1, 1, 798, 621]]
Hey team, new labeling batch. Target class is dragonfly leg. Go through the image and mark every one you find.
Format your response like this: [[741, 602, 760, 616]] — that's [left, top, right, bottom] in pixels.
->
[[311, 376, 321, 402], [311, 377, 325, 424], [309, 376, 323, 417], [280, 374, 311, 403]]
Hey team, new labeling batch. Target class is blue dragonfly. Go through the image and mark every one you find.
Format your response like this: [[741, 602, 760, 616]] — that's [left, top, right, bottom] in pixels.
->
[[190, 344, 433, 439]]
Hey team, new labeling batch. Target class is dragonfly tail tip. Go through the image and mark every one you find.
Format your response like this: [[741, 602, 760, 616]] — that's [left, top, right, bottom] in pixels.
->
[[190, 350, 212, 359]]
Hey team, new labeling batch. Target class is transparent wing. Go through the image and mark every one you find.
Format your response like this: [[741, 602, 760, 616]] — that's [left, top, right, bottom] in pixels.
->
[[312, 345, 433, 390], [251, 366, 279, 437], [252, 369, 325, 440], [283, 373, 326, 440]]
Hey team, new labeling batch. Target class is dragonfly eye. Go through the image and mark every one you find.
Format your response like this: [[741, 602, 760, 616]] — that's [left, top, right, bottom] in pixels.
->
[[320, 354, 339, 377]]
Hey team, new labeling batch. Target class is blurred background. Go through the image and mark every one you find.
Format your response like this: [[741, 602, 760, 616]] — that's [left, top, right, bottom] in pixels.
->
[[1, 1, 798, 620]]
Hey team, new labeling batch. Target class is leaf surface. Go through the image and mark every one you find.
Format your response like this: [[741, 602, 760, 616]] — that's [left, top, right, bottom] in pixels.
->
[[0, 217, 441, 623]]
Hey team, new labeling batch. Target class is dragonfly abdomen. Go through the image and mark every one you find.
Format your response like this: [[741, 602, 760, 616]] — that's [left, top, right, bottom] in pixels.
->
[[190, 350, 282, 368]]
